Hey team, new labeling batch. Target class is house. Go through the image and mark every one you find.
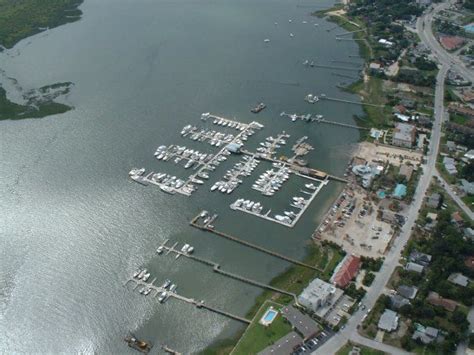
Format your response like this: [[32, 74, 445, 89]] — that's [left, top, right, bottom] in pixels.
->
[[378, 38, 394, 47], [330, 254, 361, 289], [427, 291, 458, 312], [465, 149, 474, 161], [439, 35, 465, 51], [426, 193, 441, 208], [409, 251, 432, 266], [451, 211, 464, 227], [465, 256, 474, 270], [378, 309, 399, 332], [425, 212, 438, 230], [393, 104, 408, 114], [446, 141, 456, 151], [399, 164, 414, 181], [412, 323, 439, 344], [381, 211, 398, 224], [369, 62, 383, 74], [393, 123, 416, 148], [298, 278, 337, 312], [405, 262, 424, 273], [258, 331, 303, 355], [448, 273, 470, 287], [464, 227, 474, 241], [390, 294, 411, 310], [397, 285, 418, 300], [460, 180, 474, 195], [443, 156, 458, 175], [448, 103, 474, 119], [281, 305, 320, 340], [461, 89, 474, 103]]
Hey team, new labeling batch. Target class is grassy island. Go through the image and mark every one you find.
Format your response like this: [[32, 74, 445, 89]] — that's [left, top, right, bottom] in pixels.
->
[[0, 1, 83, 120]]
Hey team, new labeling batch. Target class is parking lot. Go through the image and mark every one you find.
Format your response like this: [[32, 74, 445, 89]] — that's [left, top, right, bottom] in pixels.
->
[[292, 329, 334, 355]]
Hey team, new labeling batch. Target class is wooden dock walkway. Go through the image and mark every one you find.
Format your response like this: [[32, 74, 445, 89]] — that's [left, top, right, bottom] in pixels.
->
[[320, 95, 384, 108], [190, 215, 323, 272], [312, 63, 361, 72], [158, 241, 299, 306]]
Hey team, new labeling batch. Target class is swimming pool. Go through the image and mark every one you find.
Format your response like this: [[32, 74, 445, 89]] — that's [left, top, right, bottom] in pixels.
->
[[259, 307, 279, 326]]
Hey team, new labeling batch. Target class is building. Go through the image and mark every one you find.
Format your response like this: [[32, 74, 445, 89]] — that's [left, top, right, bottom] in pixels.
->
[[426, 193, 441, 208], [439, 35, 465, 51], [258, 331, 303, 355], [412, 323, 439, 344], [378, 309, 399, 332], [464, 227, 474, 241], [330, 254, 361, 289], [443, 156, 458, 175], [399, 164, 414, 181], [448, 103, 474, 119], [280, 306, 319, 340], [369, 62, 383, 74], [451, 211, 464, 227], [392, 123, 416, 148], [465, 256, 474, 270], [460, 179, 474, 195], [464, 23, 474, 34], [378, 38, 394, 47], [405, 262, 424, 273], [448, 273, 470, 287], [409, 251, 432, 266], [465, 149, 474, 161], [390, 294, 411, 310], [397, 285, 418, 300], [427, 292, 457, 312], [298, 278, 337, 312], [225, 142, 242, 154], [446, 140, 457, 151]]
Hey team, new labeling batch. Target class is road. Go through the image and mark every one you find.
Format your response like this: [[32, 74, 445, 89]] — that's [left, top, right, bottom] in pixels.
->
[[314, 4, 454, 353], [416, 1, 474, 83], [434, 170, 474, 220]]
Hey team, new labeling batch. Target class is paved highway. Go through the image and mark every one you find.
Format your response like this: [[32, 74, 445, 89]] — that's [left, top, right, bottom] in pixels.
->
[[434, 170, 474, 220], [314, 5, 454, 353]]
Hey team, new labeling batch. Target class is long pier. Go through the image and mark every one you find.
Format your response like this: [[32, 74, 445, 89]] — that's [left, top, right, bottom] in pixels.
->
[[190, 214, 323, 272], [312, 63, 361, 72], [320, 95, 384, 108], [334, 29, 366, 37], [158, 241, 299, 305], [318, 118, 370, 131]]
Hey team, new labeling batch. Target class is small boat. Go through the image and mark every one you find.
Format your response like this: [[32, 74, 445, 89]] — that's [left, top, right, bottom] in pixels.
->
[[142, 273, 150, 282], [160, 185, 175, 195], [137, 269, 147, 280], [124, 334, 153, 354], [264, 38, 270, 43], [158, 291, 168, 303], [251, 103, 266, 114], [156, 246, 164, 254], [181, 244, 190, 253], [169, 284, 177, 292], [144, 288, 152, 296], [133, 269, 141, 278], [290, 33, 294, 37], [162, 279, 172, 289], [187, 246, 194, 254]]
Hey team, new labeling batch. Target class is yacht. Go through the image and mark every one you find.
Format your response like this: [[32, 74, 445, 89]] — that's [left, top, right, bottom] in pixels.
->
[[142, 272, 151, 282], [156, 246, 164, 254], [162, 279, 171, 289], [169, 284, 177, 292], [305, 183, 316, 190], [290, 33, 294, 37], [158, 291, 168, 303], [264, 38, 270, 43], [144, 288, 152, 296], [133, 269, 141, 278], [181, 244, 190, 253], [137, 269, 147, 279], [187, 246, 194, 254], [160, 185, 175, 195]]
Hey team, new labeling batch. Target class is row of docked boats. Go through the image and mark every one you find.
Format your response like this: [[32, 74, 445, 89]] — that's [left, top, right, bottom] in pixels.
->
[[211, 116, 249, 131], [255, 132, 289, 156], [155, 145, 214, 167], [210, 155, 260, 194], [252, 164, 291, 196], [181, 125, 238, 147], [230, 199, 264, 214]]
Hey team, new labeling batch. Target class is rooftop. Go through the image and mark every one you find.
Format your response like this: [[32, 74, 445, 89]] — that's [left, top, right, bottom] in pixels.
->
[[280, 305, 320, 340], [378, 309, 399, 332], [258, 331, 303, 355]]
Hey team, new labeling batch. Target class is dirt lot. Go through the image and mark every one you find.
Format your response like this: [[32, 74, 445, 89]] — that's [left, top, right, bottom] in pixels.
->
[[354, 142, 423, 167], [316, 185, 394, 258]]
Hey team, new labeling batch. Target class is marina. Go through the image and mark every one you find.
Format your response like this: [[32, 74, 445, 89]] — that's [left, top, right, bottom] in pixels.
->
[[129, 113, 264, 196]]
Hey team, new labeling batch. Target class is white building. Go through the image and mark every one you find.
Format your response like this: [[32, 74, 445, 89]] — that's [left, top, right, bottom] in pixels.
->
[[298, 278, 336, 312]]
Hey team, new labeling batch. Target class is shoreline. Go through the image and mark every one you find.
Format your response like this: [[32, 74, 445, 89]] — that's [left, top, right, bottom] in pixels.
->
[[201, 6, 371, 355], [0, 1, 83, 121]]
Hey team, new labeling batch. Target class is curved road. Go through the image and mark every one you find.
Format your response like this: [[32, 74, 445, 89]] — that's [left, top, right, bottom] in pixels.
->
[[314, 3, 457, 354]]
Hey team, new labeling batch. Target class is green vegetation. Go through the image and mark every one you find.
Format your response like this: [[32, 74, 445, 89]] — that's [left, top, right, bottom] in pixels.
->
[[336, 342, 386, 355], [203, 242, 345, 354], [0, 0, 83, 49], [0, 86, 72, 120], [231, 302, 292, 355], [362, 271, 376, 287]]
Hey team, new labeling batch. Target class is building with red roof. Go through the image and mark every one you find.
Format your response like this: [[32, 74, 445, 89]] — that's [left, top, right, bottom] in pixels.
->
[[439, 35, 465, 51], [330, 254, 361, 288]]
